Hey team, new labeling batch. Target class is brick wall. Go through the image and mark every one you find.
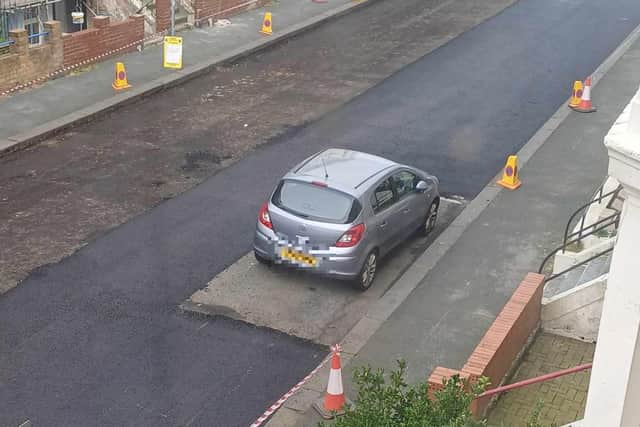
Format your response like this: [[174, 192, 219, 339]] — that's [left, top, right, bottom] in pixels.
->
[[0, 22, 63, 92], [156, 0, 171, 33], [427, 273, 546, 417], [190, 0, 267, 24], [62, 15, 144, 67]]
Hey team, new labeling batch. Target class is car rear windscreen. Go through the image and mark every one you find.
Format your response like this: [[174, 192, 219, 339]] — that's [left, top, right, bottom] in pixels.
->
[[272, 180, 360, 224]]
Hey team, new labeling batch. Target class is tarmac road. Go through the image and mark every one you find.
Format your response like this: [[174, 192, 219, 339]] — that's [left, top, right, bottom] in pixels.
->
[[2, 0, 640, 426]]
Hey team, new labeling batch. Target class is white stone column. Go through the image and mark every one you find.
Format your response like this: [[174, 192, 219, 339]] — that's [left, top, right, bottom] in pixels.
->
[[582, 88, 640, 426]]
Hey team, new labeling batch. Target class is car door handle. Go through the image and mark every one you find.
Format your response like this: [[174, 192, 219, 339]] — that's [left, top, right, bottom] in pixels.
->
[[403, 208, 411, 214], [379, 221, 388, 228]]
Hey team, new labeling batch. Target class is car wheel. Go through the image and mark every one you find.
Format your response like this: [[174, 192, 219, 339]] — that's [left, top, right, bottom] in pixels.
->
[[355, 251, 377, 291], [254, 250, 272, 266], [420, 199, 439, 236]]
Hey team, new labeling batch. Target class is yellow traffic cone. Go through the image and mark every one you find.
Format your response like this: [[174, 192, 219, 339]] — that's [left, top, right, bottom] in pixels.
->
[[112, 62, 131, 90], [568, 80, 583, 108], [260, 12, 273, 35], [572, 76, 596, 113], [497, 155, 522, 190]]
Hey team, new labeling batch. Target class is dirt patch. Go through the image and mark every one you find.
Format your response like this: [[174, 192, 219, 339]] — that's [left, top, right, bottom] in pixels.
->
[[0, 0, 516, 293]]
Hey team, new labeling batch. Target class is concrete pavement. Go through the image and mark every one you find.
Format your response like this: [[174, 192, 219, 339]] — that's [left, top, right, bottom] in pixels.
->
[[289, 23, 640, 427]]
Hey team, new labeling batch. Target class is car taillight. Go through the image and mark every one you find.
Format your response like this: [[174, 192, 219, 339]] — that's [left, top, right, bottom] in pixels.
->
[[259, 202, 272, 229], [336, 223, 365, 248]]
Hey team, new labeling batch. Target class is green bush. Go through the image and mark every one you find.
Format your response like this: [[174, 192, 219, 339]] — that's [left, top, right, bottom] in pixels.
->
[[318, 360, 489, 427]]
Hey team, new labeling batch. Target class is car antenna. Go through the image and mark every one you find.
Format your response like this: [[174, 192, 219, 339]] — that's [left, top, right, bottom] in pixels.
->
[[321, 157, 329, 179]]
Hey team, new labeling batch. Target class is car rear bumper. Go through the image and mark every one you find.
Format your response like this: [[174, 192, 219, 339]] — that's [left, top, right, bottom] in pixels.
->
[[253, 226, 362, 279]]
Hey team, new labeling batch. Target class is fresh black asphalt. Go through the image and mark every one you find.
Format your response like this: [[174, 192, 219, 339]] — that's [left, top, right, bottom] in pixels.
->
[[2, 0, 640, 425]]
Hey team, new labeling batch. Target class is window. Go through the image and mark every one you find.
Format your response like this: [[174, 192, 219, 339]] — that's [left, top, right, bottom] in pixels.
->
[[391, 170, 419, 199], [0, 13, 8, 43], [272, 180, 360, 224], [0, 13, 9, 55], [371, 179, 395, 213], [24, 6, 41, 45]]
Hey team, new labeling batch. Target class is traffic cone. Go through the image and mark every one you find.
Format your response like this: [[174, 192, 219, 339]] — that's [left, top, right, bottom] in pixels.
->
[[313, 344, 351, 419], [568, 80, 583, 108], [112, 62, 131, 90], [572, 76, 596, 113], [260, 12, 273, 35], [496, 155, 522, 190]]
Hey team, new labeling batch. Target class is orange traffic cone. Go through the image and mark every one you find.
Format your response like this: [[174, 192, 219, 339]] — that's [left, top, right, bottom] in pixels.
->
[[572, 76, 596, 113], [112, 62, 131, 90], [313, 344, 351, 419], [568, 80, 583, 108], [496, 155, 522, 190], [260, 12, 273, 35]]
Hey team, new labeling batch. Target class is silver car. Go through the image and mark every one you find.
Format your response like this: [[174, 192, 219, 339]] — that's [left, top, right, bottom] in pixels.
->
[[253, 149, 440, 290]]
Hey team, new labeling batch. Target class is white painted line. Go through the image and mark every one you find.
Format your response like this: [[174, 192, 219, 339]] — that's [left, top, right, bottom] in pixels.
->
[[441, 196, 466, 205]]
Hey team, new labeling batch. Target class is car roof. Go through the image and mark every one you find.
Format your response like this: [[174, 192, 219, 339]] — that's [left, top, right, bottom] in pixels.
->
[[286, 149, 398, 195]]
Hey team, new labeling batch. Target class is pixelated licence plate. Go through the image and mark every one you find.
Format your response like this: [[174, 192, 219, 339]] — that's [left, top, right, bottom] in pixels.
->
[[279, 247, 318, 267]]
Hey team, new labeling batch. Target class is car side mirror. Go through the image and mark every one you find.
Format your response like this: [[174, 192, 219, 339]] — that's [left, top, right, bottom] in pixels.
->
[[416, 181, 428, 192]]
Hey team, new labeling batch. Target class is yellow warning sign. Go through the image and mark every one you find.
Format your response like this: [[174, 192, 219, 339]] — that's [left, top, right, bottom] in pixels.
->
[[163, 36, 183, 69]]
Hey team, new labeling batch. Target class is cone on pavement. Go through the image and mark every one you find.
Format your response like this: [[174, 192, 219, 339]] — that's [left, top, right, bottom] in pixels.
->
[[260, 12, 273, 35], [112, 62, 131, 90], [568, 80, 583, 108], [497, 155, 522, 190], [313, 344, 351, 419], [572, 76, 596, 113]]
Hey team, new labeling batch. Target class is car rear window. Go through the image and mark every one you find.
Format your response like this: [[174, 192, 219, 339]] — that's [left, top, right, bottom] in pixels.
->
[[272, 180, 361, 224]]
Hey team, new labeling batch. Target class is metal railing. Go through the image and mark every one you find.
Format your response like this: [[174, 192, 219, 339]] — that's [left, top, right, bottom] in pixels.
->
[[27, 31, 48, 44], [538, 183, 622, 283], [562, 184, 622, 253], [476, 363, 592, 400], [0, 38, 13, 55]]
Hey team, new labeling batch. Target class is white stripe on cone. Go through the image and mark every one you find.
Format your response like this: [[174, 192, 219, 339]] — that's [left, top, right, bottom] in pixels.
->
[[582, 83, 591, 101], [327, 366, 344, 395]]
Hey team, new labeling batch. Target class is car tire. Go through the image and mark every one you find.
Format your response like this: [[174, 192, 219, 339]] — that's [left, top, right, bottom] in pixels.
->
[[354, 250, 378, 291], [254, 250, 272, 266], [419, 199, 439, 236]]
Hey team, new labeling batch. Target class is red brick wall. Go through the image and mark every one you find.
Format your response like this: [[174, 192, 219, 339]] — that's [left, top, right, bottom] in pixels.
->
[[0, 22, 63, 92], [427, 273, 546, 417], [156, 0, 171, 33], [191, 0, 266, 23], [62, 15, 144, 67]]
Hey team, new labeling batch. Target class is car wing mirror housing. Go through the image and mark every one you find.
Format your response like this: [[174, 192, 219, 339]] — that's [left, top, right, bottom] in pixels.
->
[[416, 180, 428, 192]]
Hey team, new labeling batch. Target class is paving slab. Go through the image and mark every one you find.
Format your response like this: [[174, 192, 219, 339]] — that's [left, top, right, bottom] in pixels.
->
[[487, 333, 595, 427]]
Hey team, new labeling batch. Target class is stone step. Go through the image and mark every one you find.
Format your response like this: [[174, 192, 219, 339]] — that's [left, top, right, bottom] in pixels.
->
[[544, 253, 612, 299], [544, 265, 586, 299]]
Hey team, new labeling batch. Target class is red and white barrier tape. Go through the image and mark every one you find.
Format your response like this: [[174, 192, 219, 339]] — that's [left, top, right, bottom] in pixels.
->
[[249, 344, 341, 427], [0, 29, 167, 97]]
